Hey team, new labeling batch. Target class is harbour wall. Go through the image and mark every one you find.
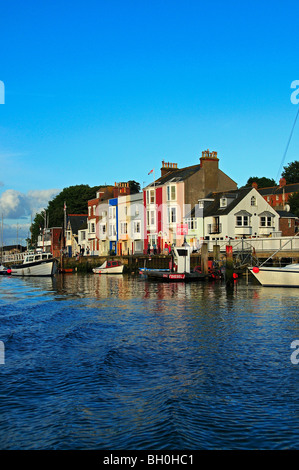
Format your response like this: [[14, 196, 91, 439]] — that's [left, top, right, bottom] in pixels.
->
[[60, 250, 299, 274]]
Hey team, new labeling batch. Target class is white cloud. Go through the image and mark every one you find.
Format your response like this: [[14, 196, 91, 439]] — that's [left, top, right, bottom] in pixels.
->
[[0, 188, 60, 219], [0, 188, 61, 246]]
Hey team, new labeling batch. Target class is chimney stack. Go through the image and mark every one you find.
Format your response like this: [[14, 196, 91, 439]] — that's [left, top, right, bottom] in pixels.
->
[[200, 149, 219, 167], [160, 160, 178, 177]]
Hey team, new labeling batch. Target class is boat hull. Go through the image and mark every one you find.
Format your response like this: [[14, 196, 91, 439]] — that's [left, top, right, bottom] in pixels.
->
[[10, 259, 58, 277], [249, 266, 299, 287], [93, 266, 124, 274], [146, 270, 207, 282]]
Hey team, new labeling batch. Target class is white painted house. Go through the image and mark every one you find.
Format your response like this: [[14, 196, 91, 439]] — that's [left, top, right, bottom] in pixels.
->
[[118, 193, 144, 255], [184, 187, 280, 246], [203, 187, 280, 240]]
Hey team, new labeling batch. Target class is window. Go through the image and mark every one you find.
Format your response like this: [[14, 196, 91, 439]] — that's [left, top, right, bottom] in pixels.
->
[[167, 185, 176, 201], [88, 206, 91, 216], [260, 216, 272, 227], [251, 196, 257, 206], [146, 189, 155, 205], [220, 198, 227, 208], [150, 210, 155, 225], [187, 218, 197, 230], [149, 234, 157, 246], [168, 207, 176, 224], [147, 210, 155, 226], [236, 215, 250, 226], [120, 222, 128, 235], [109, 224, 116, 236], [109, 207, 116, 219], [134, 221, 141, 233], [91, 223, 95, 233], [93, 205, 96, 215]]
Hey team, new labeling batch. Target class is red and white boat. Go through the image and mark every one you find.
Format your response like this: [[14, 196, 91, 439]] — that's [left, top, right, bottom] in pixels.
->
[[93, 260, 124, 274]]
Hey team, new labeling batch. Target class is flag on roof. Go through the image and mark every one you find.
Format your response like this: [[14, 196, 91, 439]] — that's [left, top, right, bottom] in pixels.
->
[[148, 169, 154, 175]]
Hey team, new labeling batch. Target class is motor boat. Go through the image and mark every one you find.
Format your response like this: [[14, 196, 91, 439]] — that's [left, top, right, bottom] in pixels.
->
[[93, 259, 124, 274], [249, 263, 299, 287], [144, 246, 207, 282], [10, 251, 58, 277]]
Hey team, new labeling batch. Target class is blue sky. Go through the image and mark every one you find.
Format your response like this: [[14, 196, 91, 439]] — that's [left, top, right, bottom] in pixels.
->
[[0, 0, 298, 245]]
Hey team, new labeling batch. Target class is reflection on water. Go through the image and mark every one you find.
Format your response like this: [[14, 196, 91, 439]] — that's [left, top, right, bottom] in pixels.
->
[[1, 273, 299, 450]]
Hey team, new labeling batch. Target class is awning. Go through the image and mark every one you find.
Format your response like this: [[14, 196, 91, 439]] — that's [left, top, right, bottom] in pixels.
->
[[234, 210, 251, 216], [258, 211, 275, 217]]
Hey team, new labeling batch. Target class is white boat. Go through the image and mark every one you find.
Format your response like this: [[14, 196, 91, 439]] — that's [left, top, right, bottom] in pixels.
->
[[93, 259, 124, 274], [249, 263, 299, 287], [10, 251, 58, 277], [145, 246, 207, 282]]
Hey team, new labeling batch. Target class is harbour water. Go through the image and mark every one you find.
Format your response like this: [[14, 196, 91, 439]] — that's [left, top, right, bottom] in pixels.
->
[[1, 273, 299, 450]]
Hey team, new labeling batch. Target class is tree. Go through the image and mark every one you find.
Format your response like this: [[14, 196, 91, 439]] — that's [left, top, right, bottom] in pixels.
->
[[246, 176, 277, 188], [30, 184, 98, 245], [287, 192, 299, 217], [47, 184, 98, 227], [281, 161, 299, 184], [128, 180, 141, 194]]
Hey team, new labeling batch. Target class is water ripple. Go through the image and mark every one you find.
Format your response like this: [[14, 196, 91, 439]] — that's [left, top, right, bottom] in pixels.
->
[[1, 275, 299, 449]]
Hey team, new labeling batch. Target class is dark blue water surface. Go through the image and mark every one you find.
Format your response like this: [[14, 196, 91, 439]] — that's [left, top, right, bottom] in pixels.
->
[[1, 273, 299, 450]]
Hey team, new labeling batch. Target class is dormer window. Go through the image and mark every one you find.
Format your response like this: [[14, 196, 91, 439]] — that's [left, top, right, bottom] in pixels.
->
[[220, 197, 227, 208]]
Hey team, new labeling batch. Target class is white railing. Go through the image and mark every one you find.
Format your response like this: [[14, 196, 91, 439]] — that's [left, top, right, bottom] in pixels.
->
[[1, 252, 26, 263], [206, 235, 299, 253]]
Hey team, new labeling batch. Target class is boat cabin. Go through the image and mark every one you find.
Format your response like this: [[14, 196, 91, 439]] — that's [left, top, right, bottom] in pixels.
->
[[172, 246, 192, 273], [24, 252, 54, 264], [106, 260, 122, 268]]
